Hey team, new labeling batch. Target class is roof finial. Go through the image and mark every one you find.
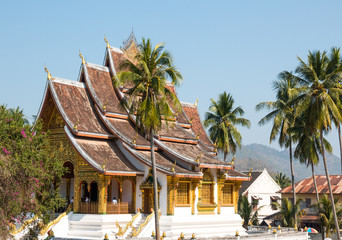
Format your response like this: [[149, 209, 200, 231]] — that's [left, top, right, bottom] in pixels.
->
[[248, 168, 253, 176], [44, 65, 52, 80], [171, 160, 177, 173], [104, 35, 110, 49], [79, 50, 85, 65], [194, 98, 198, 107]]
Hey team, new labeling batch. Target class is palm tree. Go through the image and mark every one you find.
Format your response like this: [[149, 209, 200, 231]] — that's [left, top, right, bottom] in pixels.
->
[[294, 50, 342, 240], [291, 118, 333, 203], [271, 197, 302, 228], [238, 195, 261, 228], [312, 195, 342, 239], [203, 92, 250, 161], [274, 172, 291, 189], [256, 71, 301, 218], [118, 38, 182, 240]]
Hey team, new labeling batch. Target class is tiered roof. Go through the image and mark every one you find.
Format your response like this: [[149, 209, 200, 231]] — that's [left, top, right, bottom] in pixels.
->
[[37, 34, 250, 181]]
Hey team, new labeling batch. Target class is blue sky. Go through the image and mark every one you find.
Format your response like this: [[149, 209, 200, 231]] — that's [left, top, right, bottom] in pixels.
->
[[1, 1, 342, 156]]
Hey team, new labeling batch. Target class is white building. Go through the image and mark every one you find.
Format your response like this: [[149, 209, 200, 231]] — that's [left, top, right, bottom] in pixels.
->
[[239, 169, 281, 223]]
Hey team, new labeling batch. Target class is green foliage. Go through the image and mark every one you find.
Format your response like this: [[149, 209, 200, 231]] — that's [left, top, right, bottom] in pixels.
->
[[203, 92, 250, 161], [273, 172, 291, 189], [311, 194, 342, 238], [0, 105, 65, 238], [238, 195, 261, 228], [117, 38, 182, 134], [271, 197, 302, 227]]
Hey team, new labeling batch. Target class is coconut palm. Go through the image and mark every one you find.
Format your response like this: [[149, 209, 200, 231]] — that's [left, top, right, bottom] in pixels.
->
[[203, 92, 250, 161], [291, 118, 333, 203], [274, 172, 291, 189], [118, 38, 182, 240], [256, 71, 301, 218], [311, 194, 342, 238], [271, 197, 302, 228], [294, 50, 342, 239]]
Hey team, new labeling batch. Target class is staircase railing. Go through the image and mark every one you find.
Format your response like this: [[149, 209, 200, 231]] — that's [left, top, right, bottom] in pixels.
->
[[10, 215, 38, 235], [116, 210, 141, 236], [39, 204, 72, 236], [132, 211, 154, 237]]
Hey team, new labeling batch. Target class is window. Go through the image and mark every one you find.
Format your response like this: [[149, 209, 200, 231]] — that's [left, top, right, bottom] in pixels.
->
[[305, 198, 311, 208], [222, 184, 233, 205], [202, 183, 214, 204], [176, 182, 190, 205]]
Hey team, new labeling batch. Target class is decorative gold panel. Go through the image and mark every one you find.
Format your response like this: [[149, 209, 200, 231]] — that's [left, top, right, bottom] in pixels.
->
[[176, 182, 190, 205], [222, 184, 233, 205]]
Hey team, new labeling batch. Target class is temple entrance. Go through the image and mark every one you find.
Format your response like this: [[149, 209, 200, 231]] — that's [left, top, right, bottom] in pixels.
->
[[59, 161, 74, 208], [143, 189, 152, 214], [90, 181, 98, 202]]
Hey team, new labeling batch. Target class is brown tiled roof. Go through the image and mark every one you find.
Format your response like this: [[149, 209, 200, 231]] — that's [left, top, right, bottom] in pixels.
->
[[106, 118, 149, 147], [65, 127, 142, 175], [85, 64, 127, 116], [159, 140, 230, 167], [226, 169, 250, 179], [158, 121, 197, 142], [239, 171, 263, 195], [182, 103, 214, 148], [50, 79, 112, 137], [280, 175, 342, 194], [165, 85, 190, 126], [137, 150, 201, 178], [110, 50, 135, 89]]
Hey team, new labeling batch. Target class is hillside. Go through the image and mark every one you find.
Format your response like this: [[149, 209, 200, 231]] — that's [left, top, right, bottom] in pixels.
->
[[221, 144, 341, 181]]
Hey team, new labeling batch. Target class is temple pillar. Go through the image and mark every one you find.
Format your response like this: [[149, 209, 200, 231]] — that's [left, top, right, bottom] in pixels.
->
[[191, 180, 199, 215], [66, 178, 71, 201], [73, 175, 80, 213], [233, 182, 241, 213], [217, 180, 225, 214], [167, 176, 178, 215], [98, 174, 110, 214]]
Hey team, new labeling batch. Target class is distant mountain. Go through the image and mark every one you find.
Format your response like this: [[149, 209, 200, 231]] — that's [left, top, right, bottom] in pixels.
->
[[221, 143, 341, 181]]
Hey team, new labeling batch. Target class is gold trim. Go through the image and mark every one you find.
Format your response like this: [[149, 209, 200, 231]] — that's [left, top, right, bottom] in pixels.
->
[[10, 215, 39, 235], [40, 204, 72, 235], [132, 211, 154, 237]]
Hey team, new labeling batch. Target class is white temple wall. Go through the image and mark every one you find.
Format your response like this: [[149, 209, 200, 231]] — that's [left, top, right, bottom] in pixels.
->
[[157, 171, 167, 215], [220, 206, 235, 215], [211, 168, 218, 215], [194, 183, 199, 215], [122, 180, 133, 205], [111, 179, 119, 201], [136, 175, 144, 211], [174, 207, 191, 216]]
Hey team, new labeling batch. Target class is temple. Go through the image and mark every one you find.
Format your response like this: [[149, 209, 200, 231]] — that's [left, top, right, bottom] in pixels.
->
[[37, 33, 250, 239]]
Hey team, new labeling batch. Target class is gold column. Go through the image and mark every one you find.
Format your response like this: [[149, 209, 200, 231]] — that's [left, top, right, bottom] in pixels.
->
[[66, 178, 71, 201], [98, 174, 108, 214], [233, 182, 241, 213], [191, 180, 199, 215], [167, 176, 178, 215], [217, 180, 225, 214], [73, 176, 80, 213], [141, 189, 145, 213]]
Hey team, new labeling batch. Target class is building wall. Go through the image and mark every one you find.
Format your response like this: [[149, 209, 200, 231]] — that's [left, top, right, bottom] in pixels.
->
[[244, 170, 281, 219]]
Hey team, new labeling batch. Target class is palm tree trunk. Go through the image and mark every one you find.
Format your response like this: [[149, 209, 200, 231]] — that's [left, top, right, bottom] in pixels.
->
[[289, 139, 297, 224], [319, 129, 340, 240], [311, 162, 319, 203], [338, 124, 342, 174], [150, 129, 160, 240]]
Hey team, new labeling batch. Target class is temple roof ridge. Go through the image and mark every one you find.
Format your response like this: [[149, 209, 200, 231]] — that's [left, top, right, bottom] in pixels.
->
[[52, 77, 85, 88], [122, 29, 138, 51], [181, 101, 197, 108], [86, 62, 109, 72]]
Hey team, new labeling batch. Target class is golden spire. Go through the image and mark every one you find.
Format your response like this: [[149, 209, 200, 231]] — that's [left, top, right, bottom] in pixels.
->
[[79, 50, 85, 65], [194, 98, 198, 107], [44, 65, 52, 80], [248, 168, 253, 176], [171, 160, 177, 173], [231, 155, 235, 165], [104, 35, 110, 48], [196, 154, 201, 163]]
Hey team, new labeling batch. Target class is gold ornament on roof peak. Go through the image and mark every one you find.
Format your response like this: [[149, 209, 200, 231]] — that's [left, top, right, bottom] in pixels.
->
[[104, 35, 110, 49], [79, 50, 85, 65], [248, 168, 253, 176], [194, 98, 198, 107], [44, 65, 52, 80]]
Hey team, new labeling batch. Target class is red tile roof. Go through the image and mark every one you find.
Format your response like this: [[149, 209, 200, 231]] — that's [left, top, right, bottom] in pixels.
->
[[280, 175, 342, 194]]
